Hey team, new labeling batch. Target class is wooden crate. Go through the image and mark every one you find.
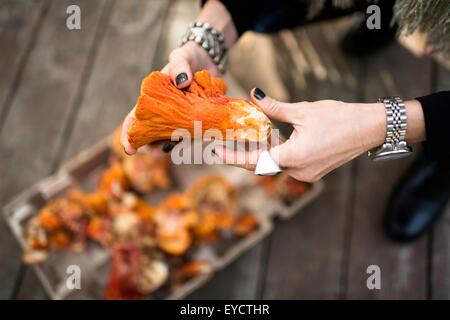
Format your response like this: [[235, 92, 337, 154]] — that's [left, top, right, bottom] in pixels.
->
[[3, 137, 324, 299]]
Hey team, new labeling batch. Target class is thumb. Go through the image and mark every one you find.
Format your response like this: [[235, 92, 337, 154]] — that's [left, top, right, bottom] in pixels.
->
[[250, 88, 297, 123], [168, 48, 193, 89]]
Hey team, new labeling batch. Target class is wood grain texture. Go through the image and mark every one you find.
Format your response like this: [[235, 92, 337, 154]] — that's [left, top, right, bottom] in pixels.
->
[[3, 0, 445, 300], [61, 0, 169, 160], [0, 0, 109, 299], [187, 240, 271, 299], [262, 20, 361, 299], [430, 65, 450, 299], [264, 165, 354, 299], [0, 1, 49, 298], [0, 0, 50, 126], [151, 0, 200, 70], [15, 0, 169, 299], [346, 43, 432, 299]]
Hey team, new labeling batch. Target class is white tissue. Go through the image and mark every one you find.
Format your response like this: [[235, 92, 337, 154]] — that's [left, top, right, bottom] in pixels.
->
[[254, 150, 282, 176]]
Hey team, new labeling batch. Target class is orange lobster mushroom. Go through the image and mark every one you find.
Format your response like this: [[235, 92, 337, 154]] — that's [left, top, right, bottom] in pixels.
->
[[127, 70, 271, 149], [154, 194, 198, 255], [187, 175, 236, 239]]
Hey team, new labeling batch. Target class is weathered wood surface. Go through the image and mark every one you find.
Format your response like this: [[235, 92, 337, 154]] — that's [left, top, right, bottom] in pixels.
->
[[1, 0, 448, 300], [0, 0, 50, 126], [346, 44, 431, 299], [0, 0, 109, 299], [261, 20, 361, 299], [15, 0, 170, 299], [0, 0, 49, 298]]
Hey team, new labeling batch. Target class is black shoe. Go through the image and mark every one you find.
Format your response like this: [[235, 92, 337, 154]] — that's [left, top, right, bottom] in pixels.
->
[[384, 154, 450, 242], [340, 21, 397, 57]]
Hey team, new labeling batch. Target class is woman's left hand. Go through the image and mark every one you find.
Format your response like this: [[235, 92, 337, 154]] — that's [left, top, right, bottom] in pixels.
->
[[215, 88, 389, 182]]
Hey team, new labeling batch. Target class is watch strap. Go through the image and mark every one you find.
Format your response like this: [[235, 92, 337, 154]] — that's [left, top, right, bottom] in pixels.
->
[[368, 96, 412, 161]]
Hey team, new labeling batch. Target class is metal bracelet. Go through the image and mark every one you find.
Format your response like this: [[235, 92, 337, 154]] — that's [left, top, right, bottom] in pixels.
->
[[368, 96, 412, 161], [179, 21, 227, 73], [380, 96, 407, 144]]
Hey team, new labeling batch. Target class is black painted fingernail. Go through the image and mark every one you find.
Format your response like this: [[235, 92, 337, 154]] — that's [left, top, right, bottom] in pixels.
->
[[253, 88, 266, 100], [175, 72, 188, 86], [162, 142, 175, 153]]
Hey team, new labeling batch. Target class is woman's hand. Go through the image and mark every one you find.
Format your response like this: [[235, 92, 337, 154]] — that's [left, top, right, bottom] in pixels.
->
[[120, 42, 220, 155], [215, 89, 426, 182], [161, 0, 238, 88], [121, 0, 238, 155]]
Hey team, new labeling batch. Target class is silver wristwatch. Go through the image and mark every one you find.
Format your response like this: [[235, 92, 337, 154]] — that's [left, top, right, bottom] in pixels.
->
[[368, 96, 413, 161], [179, 22, 227, 73]]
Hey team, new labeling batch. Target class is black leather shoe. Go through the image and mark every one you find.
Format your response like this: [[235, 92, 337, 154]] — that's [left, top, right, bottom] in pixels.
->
[[384, 154, 450, 242]]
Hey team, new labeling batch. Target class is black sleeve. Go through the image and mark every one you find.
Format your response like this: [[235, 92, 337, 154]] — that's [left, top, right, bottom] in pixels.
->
[[201, 0, 388, 36], [416, 91, 450, 161], [208, 0, 263, 36], [201, 0, 311, 36]]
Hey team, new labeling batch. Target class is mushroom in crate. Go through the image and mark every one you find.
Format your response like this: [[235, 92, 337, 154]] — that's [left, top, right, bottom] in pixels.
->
[[111, 126, 171, 194], [20, 152, 260, 298], [97, 161, 130, 198], [257, 173, 310, 205], [87, 192, 157, 248], [105, 244, 168, 300], [22, 190, 107, 264], [154, 193, 198, 256], [187, 175, 259, 241], [187, 175, 236, 241]]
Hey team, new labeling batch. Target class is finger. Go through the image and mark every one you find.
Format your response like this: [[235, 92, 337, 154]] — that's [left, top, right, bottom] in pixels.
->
[[207, 65, 221, 78], [146, 140, 178, 154], [268, 139, 293, 169], [168, 48, 193, 89], [136, 143, 168, 159], [161, 141, 177, 153], [250, 88, 298, 123], [213, 145, 262, 171], [161, 64, 169, 75], [121, 107, 137, 155]]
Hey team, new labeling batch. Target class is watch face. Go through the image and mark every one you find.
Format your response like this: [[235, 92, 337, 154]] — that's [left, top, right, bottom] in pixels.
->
[[372, 148, 412, 161]]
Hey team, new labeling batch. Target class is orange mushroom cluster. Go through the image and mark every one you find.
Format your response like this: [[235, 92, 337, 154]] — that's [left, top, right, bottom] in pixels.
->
[[22, 127, 258, 299], [127, 70, 271, 149], [256, 173, 310, 204]]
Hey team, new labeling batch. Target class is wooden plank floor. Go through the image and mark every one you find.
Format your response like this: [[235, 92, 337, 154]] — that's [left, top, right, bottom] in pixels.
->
[[0, 0, 448, 299]]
